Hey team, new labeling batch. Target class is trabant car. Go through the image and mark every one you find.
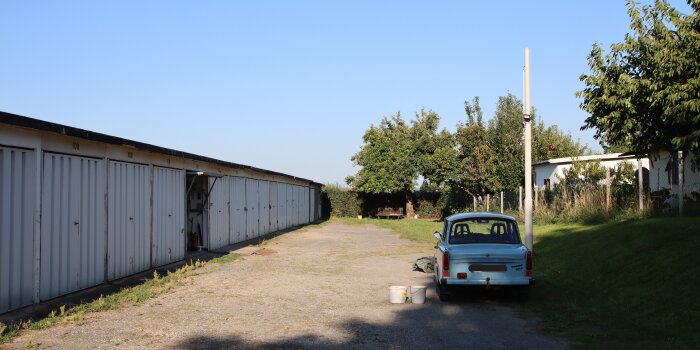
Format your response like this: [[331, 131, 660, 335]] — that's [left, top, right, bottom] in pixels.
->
[[434, 212, 532, 300]]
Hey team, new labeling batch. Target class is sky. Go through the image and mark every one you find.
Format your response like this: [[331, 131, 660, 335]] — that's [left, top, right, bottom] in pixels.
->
[[0, 1, 691, 184]]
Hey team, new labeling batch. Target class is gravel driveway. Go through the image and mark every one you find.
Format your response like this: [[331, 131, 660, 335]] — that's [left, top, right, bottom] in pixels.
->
[[5, 222, 566, 349]]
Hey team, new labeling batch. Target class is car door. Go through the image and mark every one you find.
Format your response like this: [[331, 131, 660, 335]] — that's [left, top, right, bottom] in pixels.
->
[[434, 220, 448, 280]]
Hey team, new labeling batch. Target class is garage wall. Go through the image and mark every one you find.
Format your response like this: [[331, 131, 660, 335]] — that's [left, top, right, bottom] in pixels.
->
[[229, 177, 246, 244], [0, 147, 36, 314], [246, 179, 259, 238], [107, 161, 151, 281], [152, 167, 185, 267], [208, 177, 229, 250], [40, 153, 105, 300], [269, 182, 278, 232], [259, 180, 270, 235], [277, 183, 287, 230]]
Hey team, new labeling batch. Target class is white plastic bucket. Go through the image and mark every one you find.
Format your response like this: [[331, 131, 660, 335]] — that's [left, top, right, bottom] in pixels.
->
[[389, 286, 407, 304], [411, 285, 427, 304]]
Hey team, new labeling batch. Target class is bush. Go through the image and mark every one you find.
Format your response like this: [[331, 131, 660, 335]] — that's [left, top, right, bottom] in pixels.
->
[[322, 184, 361, 218]]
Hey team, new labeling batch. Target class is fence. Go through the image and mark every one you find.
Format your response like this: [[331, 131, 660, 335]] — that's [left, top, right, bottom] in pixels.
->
[[322, 179, 700, 220]]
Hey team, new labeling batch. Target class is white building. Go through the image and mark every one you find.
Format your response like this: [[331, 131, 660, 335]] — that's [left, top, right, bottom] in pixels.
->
[[0, 111, 322, 314], [532, 153, 650, 189], [648, 150, 700, 193]]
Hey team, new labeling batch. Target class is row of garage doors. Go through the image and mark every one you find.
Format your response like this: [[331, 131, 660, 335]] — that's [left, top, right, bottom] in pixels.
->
[[0, 147, 320, 314], [207, 176, 320, 251]]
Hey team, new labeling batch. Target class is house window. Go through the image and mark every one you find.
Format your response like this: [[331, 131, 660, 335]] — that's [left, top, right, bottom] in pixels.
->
[[544, 179, 551, 190], [667, 160, 679, 186]]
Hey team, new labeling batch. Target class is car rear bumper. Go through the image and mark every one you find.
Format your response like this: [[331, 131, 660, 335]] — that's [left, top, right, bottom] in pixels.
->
[[439, 277, 533, 286]]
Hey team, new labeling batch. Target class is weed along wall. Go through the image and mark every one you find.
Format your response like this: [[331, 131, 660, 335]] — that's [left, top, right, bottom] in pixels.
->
[[0, 111, 322, 314]]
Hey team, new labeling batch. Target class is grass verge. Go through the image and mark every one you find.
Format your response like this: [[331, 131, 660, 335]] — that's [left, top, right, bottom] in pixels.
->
[[333, 216, 700, 349], [333, 217, 441, 244], [0, 254, 240, 345]]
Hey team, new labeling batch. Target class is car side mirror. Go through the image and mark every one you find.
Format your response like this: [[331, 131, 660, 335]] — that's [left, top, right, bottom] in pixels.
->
[[433, 232, 441, 241]]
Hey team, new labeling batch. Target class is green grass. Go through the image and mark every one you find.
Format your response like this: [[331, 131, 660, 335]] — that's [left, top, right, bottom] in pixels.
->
[[0, 254, 241, 345], [334, 217, 442, 243], [334, 216, 700, 349]]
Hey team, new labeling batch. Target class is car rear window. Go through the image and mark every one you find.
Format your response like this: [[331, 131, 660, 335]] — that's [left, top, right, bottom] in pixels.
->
[[448, 218, 520, 244]]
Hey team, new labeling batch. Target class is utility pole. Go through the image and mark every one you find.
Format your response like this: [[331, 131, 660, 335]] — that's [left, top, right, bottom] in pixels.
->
[[679, 151, 684, 216], [638, 158, 644, 210], [524, 48, 533, 252]]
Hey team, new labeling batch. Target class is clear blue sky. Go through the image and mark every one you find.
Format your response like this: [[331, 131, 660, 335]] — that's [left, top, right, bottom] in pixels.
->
[[0, 1, 690, 184]]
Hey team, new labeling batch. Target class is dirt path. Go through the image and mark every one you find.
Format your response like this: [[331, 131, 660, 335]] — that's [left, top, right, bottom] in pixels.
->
[[5, 222, 566, 349]]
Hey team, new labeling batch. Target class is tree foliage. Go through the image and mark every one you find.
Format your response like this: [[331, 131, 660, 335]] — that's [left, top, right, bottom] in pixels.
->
[[579, 0, 700, 158], [348, 94, 588, 201], [454, 97, 496, 196], [347, 109, 454, 193]]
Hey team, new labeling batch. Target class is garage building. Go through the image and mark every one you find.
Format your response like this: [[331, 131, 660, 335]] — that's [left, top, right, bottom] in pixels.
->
[[0, 111, 322, 314]]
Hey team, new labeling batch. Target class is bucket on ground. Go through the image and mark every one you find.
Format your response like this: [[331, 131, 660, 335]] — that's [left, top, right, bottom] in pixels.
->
[[411, 285, 427, 304], [389, 286, 407, 303]]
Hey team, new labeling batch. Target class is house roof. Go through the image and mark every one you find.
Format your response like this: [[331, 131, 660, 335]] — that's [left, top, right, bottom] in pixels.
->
[[0, 111, 323, 187], [533, 153, 639, 166]]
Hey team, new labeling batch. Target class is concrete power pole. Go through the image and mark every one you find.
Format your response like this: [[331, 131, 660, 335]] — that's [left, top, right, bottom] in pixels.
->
[[524, 48, 533, 252], [679, 150, 684, 216]]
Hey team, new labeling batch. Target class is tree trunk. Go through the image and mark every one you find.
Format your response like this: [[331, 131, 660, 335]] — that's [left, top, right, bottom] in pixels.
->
[[405, 192, 415, 219]]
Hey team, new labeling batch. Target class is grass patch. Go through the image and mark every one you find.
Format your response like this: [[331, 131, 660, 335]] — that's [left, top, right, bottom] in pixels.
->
[[0, 256, 241, 345], [532, 217, 700, 348], [334, 216, 700, 348], [333, 217, 441, 243]]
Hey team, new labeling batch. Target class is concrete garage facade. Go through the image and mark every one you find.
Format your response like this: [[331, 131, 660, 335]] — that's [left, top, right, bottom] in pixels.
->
[[0, 111, 322, 314]]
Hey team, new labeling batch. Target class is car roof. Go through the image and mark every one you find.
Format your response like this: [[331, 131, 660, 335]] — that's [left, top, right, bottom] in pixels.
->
[[445, 212, 517, 222]]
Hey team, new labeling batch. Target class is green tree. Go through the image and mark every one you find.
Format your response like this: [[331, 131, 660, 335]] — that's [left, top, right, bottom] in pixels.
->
[[533, 122, 589, 161], [347, 109, 453, 216], [488, 93, 526, 191], [578, 0, 700, 159], [454, 97, 496, 196]]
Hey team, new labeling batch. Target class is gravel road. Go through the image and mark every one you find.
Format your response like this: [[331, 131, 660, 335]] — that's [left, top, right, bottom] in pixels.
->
[[4, 222, 566, 349]]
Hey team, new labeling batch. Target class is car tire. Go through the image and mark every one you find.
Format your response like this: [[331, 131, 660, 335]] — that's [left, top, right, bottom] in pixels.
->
[[436, 283, 451, 302]]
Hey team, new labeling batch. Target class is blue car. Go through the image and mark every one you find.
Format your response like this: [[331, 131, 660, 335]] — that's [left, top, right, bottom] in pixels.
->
[[434, 212, 533, 301]]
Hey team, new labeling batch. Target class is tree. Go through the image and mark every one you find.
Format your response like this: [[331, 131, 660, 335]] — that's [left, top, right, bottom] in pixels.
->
[[488, 93, 526, 191], [533, 122, 589, 161], [486, 93, 587, 191], [578, 0, 700, 159], [347, 109, 453, 216], [454, 97, 496, 196]]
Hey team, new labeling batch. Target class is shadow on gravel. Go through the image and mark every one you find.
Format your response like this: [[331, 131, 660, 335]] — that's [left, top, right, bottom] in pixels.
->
[[174, 287, 564, 350]]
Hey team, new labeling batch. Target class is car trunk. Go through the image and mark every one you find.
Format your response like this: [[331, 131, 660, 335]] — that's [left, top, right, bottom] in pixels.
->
[[447, 244, 527, 282]]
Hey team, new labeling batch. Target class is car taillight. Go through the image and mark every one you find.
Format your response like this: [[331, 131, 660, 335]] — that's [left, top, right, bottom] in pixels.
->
[[442, 252, 449, 277], [457, 272, 467, 279], [526, 250, 533, 277]]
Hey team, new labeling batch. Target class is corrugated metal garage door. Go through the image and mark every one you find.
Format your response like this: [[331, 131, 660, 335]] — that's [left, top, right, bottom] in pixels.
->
[[315, 188, 322, 221], [277, 183, 287, 230], [245, 179, 259, 238], [108, 161, 151, 281], [296, 186, 304, 225], [229, 177, 246, 244], [152, 167, 185, 267], [259, 181, 270, 235], [288, 185, 297, 226], [0, 147, 36, 313], [309, 188, 316, 223], [41, 153, 105, 300], [303, 187, 310, 224], [269, 182, 278, 233], [208, 177, 229, 250]]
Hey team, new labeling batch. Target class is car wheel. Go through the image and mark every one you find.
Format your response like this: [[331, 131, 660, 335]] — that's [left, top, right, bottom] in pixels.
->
[[436, 283, 451, 302]]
